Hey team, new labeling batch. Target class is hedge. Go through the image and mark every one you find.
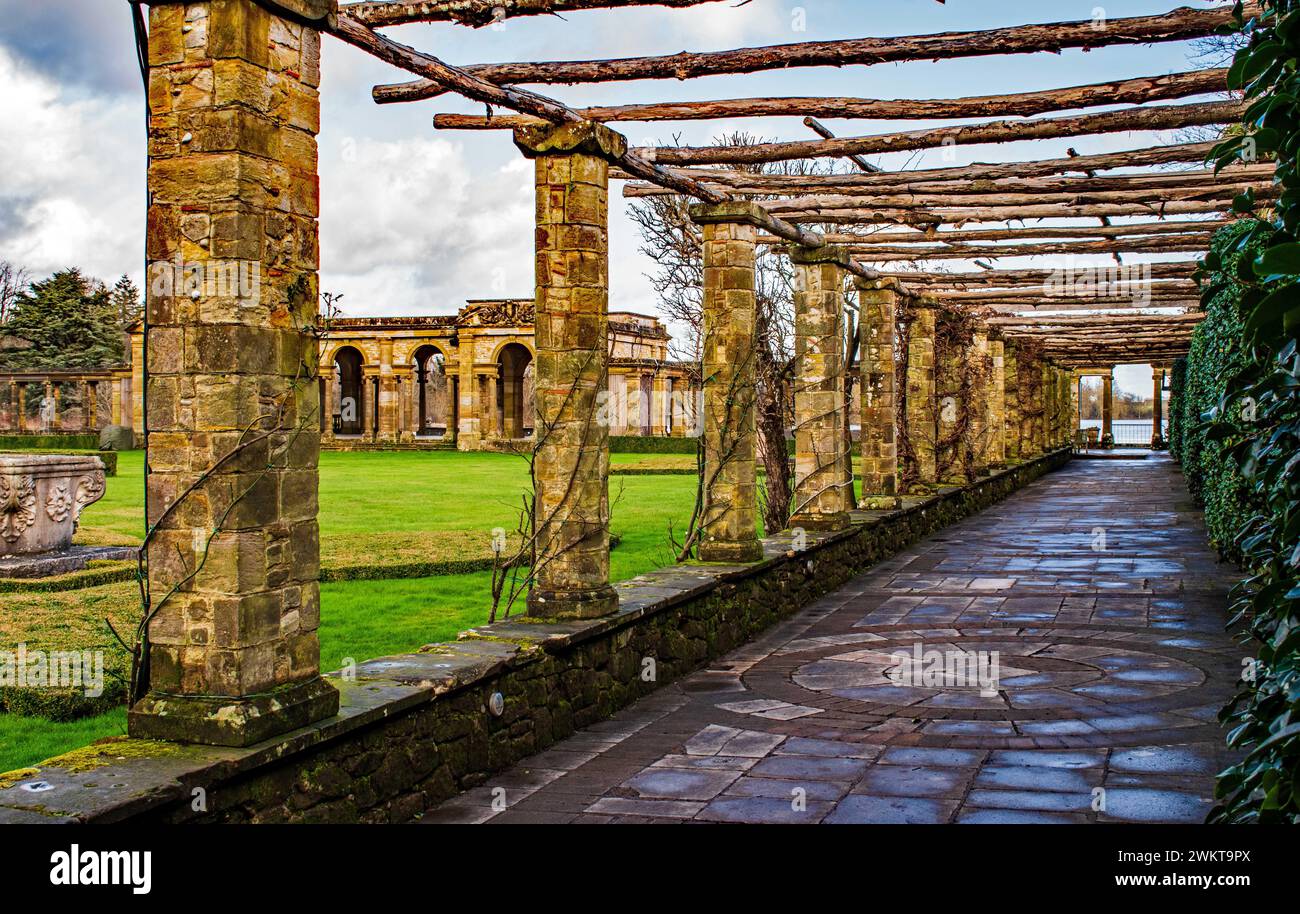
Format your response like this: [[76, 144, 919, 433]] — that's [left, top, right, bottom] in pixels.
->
[[1178, 220, 1261, 560], [0, 433, 100, 450]]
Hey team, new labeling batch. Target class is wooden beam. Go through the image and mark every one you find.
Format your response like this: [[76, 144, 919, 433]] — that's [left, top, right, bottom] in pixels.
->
[[636, 101, 1244, 166], [842, 237, 1214, 261], [882, 262, 1198, 286], [814, 220, 1229, 245], [762, 182, 1267, 214], [614, 142, 1225, 189], [622, 166, 1273, 199], [327, 13, 731, 207], [343, 0, 727, 28], [785, 199, 1253, 226], [376, 3, 1252, 101], [426, 68, 1226, 121]]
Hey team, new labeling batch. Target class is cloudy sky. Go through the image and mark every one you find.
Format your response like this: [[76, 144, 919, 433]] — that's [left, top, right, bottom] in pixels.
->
[[0, 0, 1224, 394]]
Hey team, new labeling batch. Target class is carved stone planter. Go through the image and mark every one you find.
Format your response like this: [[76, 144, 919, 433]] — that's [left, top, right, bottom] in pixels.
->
[[0, 454, 106, 557]]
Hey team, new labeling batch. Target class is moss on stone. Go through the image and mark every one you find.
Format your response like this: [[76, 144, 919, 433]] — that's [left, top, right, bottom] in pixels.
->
[[34, 736, 183, 774]]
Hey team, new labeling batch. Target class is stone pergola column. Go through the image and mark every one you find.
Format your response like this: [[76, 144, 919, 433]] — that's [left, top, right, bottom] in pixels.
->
[[15, 382, 26, 432], [1152, 364, 1166, 448], [789, 244, 852, 531], [1017, 352, 1039, 458], [377, 339, 397, 441], [967, 329, 991, 476], [906, 298, 939, 486], [1102, 371, 1115, 443], [515, 121, 621, 617], [688, 201, 766, 562], [986, 333, 1006, 470], [855, 280, 898, 504], [129, 0, 338, 747], [651, 374, 668, 436], [934, 320, 963, 483], [1004, 341, 1020, 462]]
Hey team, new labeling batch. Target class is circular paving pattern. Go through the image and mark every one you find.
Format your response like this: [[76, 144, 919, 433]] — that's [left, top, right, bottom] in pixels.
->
[[742, 626, 1238, 749]]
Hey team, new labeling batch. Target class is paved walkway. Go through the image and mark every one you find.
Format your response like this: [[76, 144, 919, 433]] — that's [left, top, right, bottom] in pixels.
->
[[423, 456, 1241, 824]]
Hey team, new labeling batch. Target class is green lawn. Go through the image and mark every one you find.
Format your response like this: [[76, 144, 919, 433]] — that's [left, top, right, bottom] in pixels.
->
[[2, 449, 706, 773]]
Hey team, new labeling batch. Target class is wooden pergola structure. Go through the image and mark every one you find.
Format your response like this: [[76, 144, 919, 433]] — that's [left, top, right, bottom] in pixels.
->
[[130, 0, 1266, 746]]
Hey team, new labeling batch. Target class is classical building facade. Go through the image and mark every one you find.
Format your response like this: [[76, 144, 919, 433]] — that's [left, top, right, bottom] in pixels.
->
[[126, 300, 697, 450]]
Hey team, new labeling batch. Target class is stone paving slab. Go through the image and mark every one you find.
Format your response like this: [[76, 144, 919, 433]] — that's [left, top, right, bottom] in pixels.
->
[[421, 457, 1240, 825]]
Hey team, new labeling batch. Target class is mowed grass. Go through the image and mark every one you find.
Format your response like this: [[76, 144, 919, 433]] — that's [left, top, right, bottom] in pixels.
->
[[2, 449, 704, 772]]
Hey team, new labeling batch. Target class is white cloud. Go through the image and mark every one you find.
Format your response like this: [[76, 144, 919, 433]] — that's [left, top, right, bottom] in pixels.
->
[[0, 47, 142, 283]]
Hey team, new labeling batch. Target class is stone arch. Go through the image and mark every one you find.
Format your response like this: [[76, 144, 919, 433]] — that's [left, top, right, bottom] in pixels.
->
[[497, 341, 534, 439], [413, 343, 453, 438], [333, 345, 366, 436]]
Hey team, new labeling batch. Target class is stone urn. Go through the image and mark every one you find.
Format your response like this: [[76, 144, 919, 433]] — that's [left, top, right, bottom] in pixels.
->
[[0, 454, 106, 557]]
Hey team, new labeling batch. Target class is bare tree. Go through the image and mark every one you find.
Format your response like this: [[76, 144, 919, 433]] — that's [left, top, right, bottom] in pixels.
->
[[0, 260, 29, 325], [632, 133, 853, 534]]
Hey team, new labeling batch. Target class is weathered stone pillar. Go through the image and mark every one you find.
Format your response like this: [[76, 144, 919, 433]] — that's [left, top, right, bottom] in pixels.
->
[[689, 201, 765, 562], [789, 244, 851, 530], [320, 367, 335, 441], [905, 298, 938, 487], [515, 121, 621, 617], [1004, 341, 1020, 462], [967, 329, 991, 476], [1102, 371, 1114, 443], [110, 377, 124, 427], [651, 374, 668, 436], [934, 318, 963, 483], [1152, 365, 1165, 448], [15, 383, 26, 433], [1069, 371, 1081, 446], [129, 0, 338, 747], [984, 334, 1007, 469], [855, 280, 898, 503], [81, 381, 93, 430]]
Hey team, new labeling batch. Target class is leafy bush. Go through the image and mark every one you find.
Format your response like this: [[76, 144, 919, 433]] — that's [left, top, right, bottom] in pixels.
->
[[1168, 357, 1187, 461], [1180, 221, 1262, 558], [1204, 0, 1300, 824]]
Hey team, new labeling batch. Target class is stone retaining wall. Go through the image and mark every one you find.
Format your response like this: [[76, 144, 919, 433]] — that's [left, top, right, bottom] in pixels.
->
[[0, 449, 1070, 824]]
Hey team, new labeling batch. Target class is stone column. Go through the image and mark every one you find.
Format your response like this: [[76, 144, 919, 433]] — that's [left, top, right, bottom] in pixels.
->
[[1004, 341, 1020, 462], [1102, 372, 1114, 443], [515, 121, 621, 618], [320, 367, 335, 441], [650, 374, 668, 437], [1069, 371, 1081, 447], [110, 378, 124, 427], [856, 280, 898, 504], [967, 329, 991, 476], [81, 380, 93, 430], [689, 201, 766, 562], [129, 0, 338, 747], [985, 334, 1007, 469], [7, 380, 18, 431], [16, 383, 26, 433], [934, 320, 963, 483], [906, 298, 939, 487], [789, 244, 851, 531], [1152, 365, 1165, 448]]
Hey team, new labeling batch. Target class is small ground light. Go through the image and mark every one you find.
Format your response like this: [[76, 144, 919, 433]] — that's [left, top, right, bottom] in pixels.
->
[[488, 692, 505, 717]]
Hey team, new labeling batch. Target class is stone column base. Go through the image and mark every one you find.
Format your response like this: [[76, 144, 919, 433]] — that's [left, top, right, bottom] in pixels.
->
[[128, 677, 339, 748], [789, 512, 851, 532], [527, 584, 620, 620], [699, 538, 764, 563]]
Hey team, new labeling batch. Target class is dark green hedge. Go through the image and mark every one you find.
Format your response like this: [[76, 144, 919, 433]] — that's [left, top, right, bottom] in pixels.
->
[[0, 433, 100, 450], [1179, 221, 1262, 560], [1168, 357, 1187, 461], [1204, 0, 1300, 824], [608, 435, 701, 454]]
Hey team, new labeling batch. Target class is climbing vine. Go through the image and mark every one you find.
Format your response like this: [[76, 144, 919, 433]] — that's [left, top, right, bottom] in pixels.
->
[[1201, 0, 1300, 824]]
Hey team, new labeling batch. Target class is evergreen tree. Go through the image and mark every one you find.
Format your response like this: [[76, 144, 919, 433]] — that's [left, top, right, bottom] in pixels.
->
[[0, 268, 123, 370], [110, 273, 142, 332]]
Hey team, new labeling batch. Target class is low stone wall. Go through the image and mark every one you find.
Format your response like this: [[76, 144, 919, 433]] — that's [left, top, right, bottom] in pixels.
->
[[0, 449, 1070, 824]]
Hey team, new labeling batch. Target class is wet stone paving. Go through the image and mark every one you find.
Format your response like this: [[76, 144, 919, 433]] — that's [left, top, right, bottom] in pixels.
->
[[422, 457, 1242, 824]]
